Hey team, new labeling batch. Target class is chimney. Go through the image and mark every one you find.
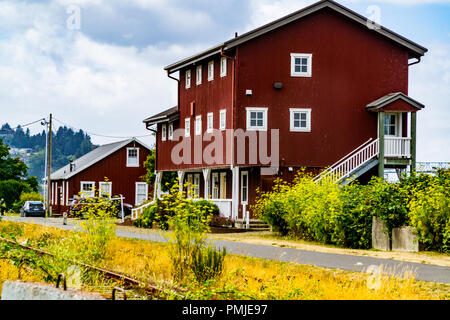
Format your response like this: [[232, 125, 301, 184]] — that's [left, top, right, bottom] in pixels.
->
[[69, 161, 75, 172]]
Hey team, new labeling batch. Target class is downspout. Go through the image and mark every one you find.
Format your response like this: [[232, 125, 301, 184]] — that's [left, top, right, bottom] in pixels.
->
[[145, 121, 158, 201], [167, 70, 180, 111]]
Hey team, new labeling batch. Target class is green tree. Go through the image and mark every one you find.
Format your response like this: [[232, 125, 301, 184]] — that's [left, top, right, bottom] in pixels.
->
[[0, 137, 28, 180]]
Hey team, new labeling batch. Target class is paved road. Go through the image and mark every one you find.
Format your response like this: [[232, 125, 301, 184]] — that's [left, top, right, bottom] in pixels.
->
[[2, 216, 450, 284]]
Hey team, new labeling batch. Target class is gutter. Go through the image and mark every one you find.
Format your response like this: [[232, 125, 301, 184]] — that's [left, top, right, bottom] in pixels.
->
[[167, 70, 180, 112], [408, 57, 421, 67]]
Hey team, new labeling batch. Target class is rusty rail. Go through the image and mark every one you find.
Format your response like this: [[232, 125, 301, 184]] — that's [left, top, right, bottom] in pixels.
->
[[0, 236, 184, 299]]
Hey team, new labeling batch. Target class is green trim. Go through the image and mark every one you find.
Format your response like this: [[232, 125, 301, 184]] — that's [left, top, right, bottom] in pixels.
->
[[378, 112, 385, 178], [385, 159, 411, 166], [411, 112, 417, 174]]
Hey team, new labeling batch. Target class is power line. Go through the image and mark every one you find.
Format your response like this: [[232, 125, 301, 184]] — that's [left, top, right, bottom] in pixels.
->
[[1, 118, 46, 133], [52, 117, 152, 140]]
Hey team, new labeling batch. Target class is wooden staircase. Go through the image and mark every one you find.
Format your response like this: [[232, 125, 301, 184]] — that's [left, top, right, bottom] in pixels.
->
[[235, 219, 271, 232], [314, 138, 380, 185]]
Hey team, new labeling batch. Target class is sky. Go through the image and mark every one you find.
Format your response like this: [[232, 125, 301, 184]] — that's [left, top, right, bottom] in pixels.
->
[[0, 0, 449, 162]]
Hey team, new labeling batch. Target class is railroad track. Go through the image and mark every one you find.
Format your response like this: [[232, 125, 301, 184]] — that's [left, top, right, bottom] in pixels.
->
[[0, 236, 185, 300]]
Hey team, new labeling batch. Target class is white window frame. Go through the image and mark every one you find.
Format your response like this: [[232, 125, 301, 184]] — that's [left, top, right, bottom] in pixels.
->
[[168, 123, 173, 140], [212, 173, 219, 199], [291, 53, 312, 77], [290, 108, 312, 132], [220, 57, 227, 77], [195, 115, 202, 136], [208, 61, 214, 81], [162, 124, 167, 141], [241, 171, 249, 205], [219, 109, 226, 131], [384, 113, 402, 137], [196, 65, 202, 85], [185, 69, 191, 89], [193, 174, 200, 199], [207, 113, 213, 133], [246, 107, 268, 131], [99, 182, 112, 198], [80, 181, 95, 198], [135, 182, 148, 206], [126, 147, 140, 167], [185, 118, 191, 137], [186, 174, 193, 199]]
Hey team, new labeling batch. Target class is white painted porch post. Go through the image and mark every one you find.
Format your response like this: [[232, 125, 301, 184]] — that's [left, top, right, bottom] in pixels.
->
[[153, 171, 162, 200], [177, 170, 185, 193], [202, 168, 211, 199], [231, 167, 239, 220]]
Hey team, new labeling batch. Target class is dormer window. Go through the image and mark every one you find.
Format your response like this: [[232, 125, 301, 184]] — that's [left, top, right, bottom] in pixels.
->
[[220, 57, 227, 77], [208, 61, 214, 81], [127, 147, 139, 167], [196, 65, 202, 85], [185, 70, 191, 88], [291, 53, 312, 77]]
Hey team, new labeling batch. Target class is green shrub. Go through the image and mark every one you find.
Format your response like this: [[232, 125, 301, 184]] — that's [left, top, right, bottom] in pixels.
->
[[406, 170, 450, 253], [0, 180, 32, 210]]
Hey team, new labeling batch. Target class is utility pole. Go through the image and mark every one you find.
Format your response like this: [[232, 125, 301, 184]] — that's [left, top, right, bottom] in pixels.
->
[[46, 114, 52, 218]]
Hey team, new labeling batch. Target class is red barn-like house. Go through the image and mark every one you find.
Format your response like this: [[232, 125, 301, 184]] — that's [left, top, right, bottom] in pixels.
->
[[142, 0, 427, 222], [48, 138, 151, 214]]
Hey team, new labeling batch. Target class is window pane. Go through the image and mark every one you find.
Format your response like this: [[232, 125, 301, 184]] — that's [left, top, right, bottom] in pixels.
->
[[294, 120, 300, 127], [257, 112, 263, 120], [302, 58, 308, 65], [294, 113, 300, 120], [301, 120, 307, 127], [257, 120, 263, 127], [295, 58, 301, 65], [251, 120, 256, 126], [300, 113, 307, 120], [301, 66, 308, 73]]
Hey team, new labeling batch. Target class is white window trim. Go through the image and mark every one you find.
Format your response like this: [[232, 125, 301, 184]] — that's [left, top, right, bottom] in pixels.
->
[[220, 172, 227, 199], [126, 147, 140, 167], [208, 61, 214, 81], [185, 118, 191, 137], [193, 174, 200, 199], [168, 123, 173, 140], [220, 57, 227, 77], [65, 181, 69, 206], [241, 171, 249, 205], [80, 181, 95, 198], [291, 53, 312, 77], [162, 124, 167, 141], [219, 109, 226, 131], [196, 65, 202, 85], [246, 107, 268, 131], [99, 182, 112, 198], [290, 108, 312, 132], [135, 182, 148, 206], [195, 115, 202, 136], [185, 69, 191, 89], [207, 113, 213, 133]]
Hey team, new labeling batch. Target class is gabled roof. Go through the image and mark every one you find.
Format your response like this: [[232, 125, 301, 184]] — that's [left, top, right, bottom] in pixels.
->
[[49, 138, 151, 180], [143, 106, 180, 126], [366, 92, 425, 111], [165, 0, 427, 73]]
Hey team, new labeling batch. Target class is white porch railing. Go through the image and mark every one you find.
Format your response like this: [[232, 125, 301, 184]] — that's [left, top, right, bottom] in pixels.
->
[[314, 138, 379, 184], [209, 199, 233, 219], [385, 137, 411, 158]]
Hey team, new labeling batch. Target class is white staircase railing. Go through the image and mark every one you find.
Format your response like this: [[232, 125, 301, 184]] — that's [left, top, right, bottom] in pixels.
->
[[131, 200, 155, 221], [314, 138, 379, 184]]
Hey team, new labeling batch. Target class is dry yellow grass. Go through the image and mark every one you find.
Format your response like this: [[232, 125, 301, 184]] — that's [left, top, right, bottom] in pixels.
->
[[1, 220, 449, 300], [0, 260, 44, 297]]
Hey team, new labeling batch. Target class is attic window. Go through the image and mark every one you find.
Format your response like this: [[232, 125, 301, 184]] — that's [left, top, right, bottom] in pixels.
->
[[220, 57, 227, 77], [127, 147, 139, 167], [196, 65, 202, 85], [208, 61, 214, 81], [291, 53, 312, 77]]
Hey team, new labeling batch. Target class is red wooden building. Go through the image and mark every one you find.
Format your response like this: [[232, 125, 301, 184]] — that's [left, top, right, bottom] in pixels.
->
[[48, 138, 151, 214], [143, 0, 427, 221]]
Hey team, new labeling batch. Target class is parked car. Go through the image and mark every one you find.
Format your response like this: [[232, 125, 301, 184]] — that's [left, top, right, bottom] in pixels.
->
[[69, 197, 132, 218], [20, 201, 46, 218]]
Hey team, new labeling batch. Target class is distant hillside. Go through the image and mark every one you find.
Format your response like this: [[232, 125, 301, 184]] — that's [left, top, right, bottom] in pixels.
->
[[1, 123, 96, 181]]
